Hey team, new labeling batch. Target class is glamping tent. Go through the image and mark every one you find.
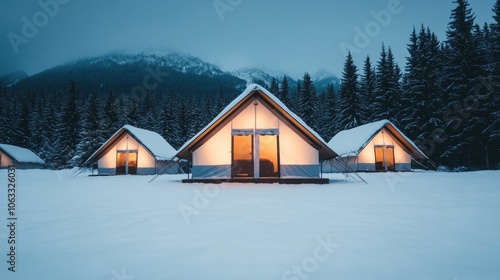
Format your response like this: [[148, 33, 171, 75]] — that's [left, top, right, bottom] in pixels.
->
[[0, 144, 45, 169], [324, 120, 428, 172], [85, 125, 178, 175], [176, 84, 337, 183]]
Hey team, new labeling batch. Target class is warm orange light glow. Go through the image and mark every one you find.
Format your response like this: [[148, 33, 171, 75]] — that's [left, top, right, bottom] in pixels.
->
[[259, 135, 278, 176]]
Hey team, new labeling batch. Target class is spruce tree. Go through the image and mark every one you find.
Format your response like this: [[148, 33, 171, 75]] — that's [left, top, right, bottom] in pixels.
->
[[339, 52, 361, 130], [279, 75, 290, 107], [442, 0, 486, 167], [360, 55, 376, 123], [299, 73, 317, 129]]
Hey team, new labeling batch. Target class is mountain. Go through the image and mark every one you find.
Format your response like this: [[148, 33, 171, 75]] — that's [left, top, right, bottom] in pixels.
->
[[6, 50, 340, 98], [10, 50, 246, 97], [0, 71, 28, 87], [231, 67, 275, 87]]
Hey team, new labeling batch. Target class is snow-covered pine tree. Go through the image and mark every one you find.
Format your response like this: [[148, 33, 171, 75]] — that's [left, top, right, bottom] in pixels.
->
[[360, 55, 376, 123], [160, 97, 181, 149], [76, 92, 104, 166], [51, 80, 80, 168], [298, 73, 317, 130], [339, 52, 361, 130], [441, 0, 486, 167], [324, 82, 339, 140], [486, 0, 500, 168], [372, 44, 391, 121], [279, 75, 290, 107], [270, 77, 280, 96], [102, 91, 121, 136]]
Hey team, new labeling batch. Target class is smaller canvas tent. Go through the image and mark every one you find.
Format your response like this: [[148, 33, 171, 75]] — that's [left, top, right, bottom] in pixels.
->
[[85, 125, 178, 175], [324, 120, 428, 172], [0, 144, 45, 169]]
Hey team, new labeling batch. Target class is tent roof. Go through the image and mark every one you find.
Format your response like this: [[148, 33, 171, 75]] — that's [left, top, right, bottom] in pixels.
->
[[85, 125, 177, 164], [327, 120, 428, 160], [0, 144, 45, 164], [176, 84, 337, 161]]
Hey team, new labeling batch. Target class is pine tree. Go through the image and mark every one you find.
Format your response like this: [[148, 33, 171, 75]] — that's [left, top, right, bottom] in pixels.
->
[[160, 97, 181, 149], [339, 52, 361, 130], [216, 87, 225, 113], [441, 0, 486, 167], [270, 77, 280, 96], [360, 55, 376, 122], [372, 44, 391, 121], [103, 91, 121, 136], [51, 80, 80, 168], [76, 92, 105, 166], [485, 0, 500, 168], [279, 75, 290, 107], [298, 73, 317, 129], [324, 83, 339, 140]]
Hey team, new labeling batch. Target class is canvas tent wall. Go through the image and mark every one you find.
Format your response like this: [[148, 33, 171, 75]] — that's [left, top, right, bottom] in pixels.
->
[[176, 84, 337, 179], [85, 125, 178, 175], [324, 120, 428, 172], [0, 144, 45, 169]]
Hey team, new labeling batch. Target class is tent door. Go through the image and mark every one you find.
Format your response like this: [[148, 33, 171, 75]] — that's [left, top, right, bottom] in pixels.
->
[[116, 150, 138, 175], [374, 145, 395, 172], [385, 146, 395, 171], [232, 135, 254, 177], [258, 134, 280, 178]]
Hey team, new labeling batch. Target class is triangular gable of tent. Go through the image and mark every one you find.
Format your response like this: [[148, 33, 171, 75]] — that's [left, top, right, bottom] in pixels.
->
[[176, 84, 337, 161], [328, 120, 428, 160], [85, 125, 177, 164], [0, 144, 45, 164]]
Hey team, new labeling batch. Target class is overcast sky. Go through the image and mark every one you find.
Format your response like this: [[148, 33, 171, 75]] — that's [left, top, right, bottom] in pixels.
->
[[0, 0, 496, 78]]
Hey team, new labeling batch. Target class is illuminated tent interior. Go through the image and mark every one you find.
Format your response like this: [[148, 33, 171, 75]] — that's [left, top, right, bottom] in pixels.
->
[[324, 120, 428, 172], [0, 144, 45, 169], [85, 125, 178, 175], [176, 84, 337, 182]]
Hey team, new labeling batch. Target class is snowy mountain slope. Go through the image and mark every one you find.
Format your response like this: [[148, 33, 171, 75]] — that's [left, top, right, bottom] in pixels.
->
[[0, 169, 499, 280], [231, 67, 275, 86], [10, 50, 246, 96], [78, 49, 225, 77], [0, 71, 28, 87]]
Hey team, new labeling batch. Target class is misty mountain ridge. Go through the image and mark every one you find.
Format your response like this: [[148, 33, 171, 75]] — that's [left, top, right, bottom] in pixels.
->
[[2, 49, 340, 96]]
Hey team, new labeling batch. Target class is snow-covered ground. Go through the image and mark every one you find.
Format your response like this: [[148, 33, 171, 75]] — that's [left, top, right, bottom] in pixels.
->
[[0, 169, 499, 280]]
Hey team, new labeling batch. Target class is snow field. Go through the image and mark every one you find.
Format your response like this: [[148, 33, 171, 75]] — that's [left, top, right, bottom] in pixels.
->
[[0, 169, 499, 280]]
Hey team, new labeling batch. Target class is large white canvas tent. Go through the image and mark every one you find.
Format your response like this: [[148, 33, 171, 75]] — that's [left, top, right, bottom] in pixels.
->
[[0, 144, 45, 169], [85, 125, 178, 175], [324, 120, 428, 172], [176, 84, 337, 183]]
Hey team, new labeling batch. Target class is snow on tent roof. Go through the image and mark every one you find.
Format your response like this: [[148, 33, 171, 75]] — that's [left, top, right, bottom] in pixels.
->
[[0, 144, 45, 164], [328, 119, 428, 159], [85, 125, 177, 163], [176, 84, 332, 155], [122, 125, 177, 159]]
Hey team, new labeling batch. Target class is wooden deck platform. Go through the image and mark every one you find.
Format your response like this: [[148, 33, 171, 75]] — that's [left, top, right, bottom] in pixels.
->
[[181, 178, 330, 184]]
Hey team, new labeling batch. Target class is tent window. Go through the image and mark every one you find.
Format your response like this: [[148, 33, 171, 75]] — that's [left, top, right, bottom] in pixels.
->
[[259, 135, 279, 177], [232, 135, 254, 177]]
